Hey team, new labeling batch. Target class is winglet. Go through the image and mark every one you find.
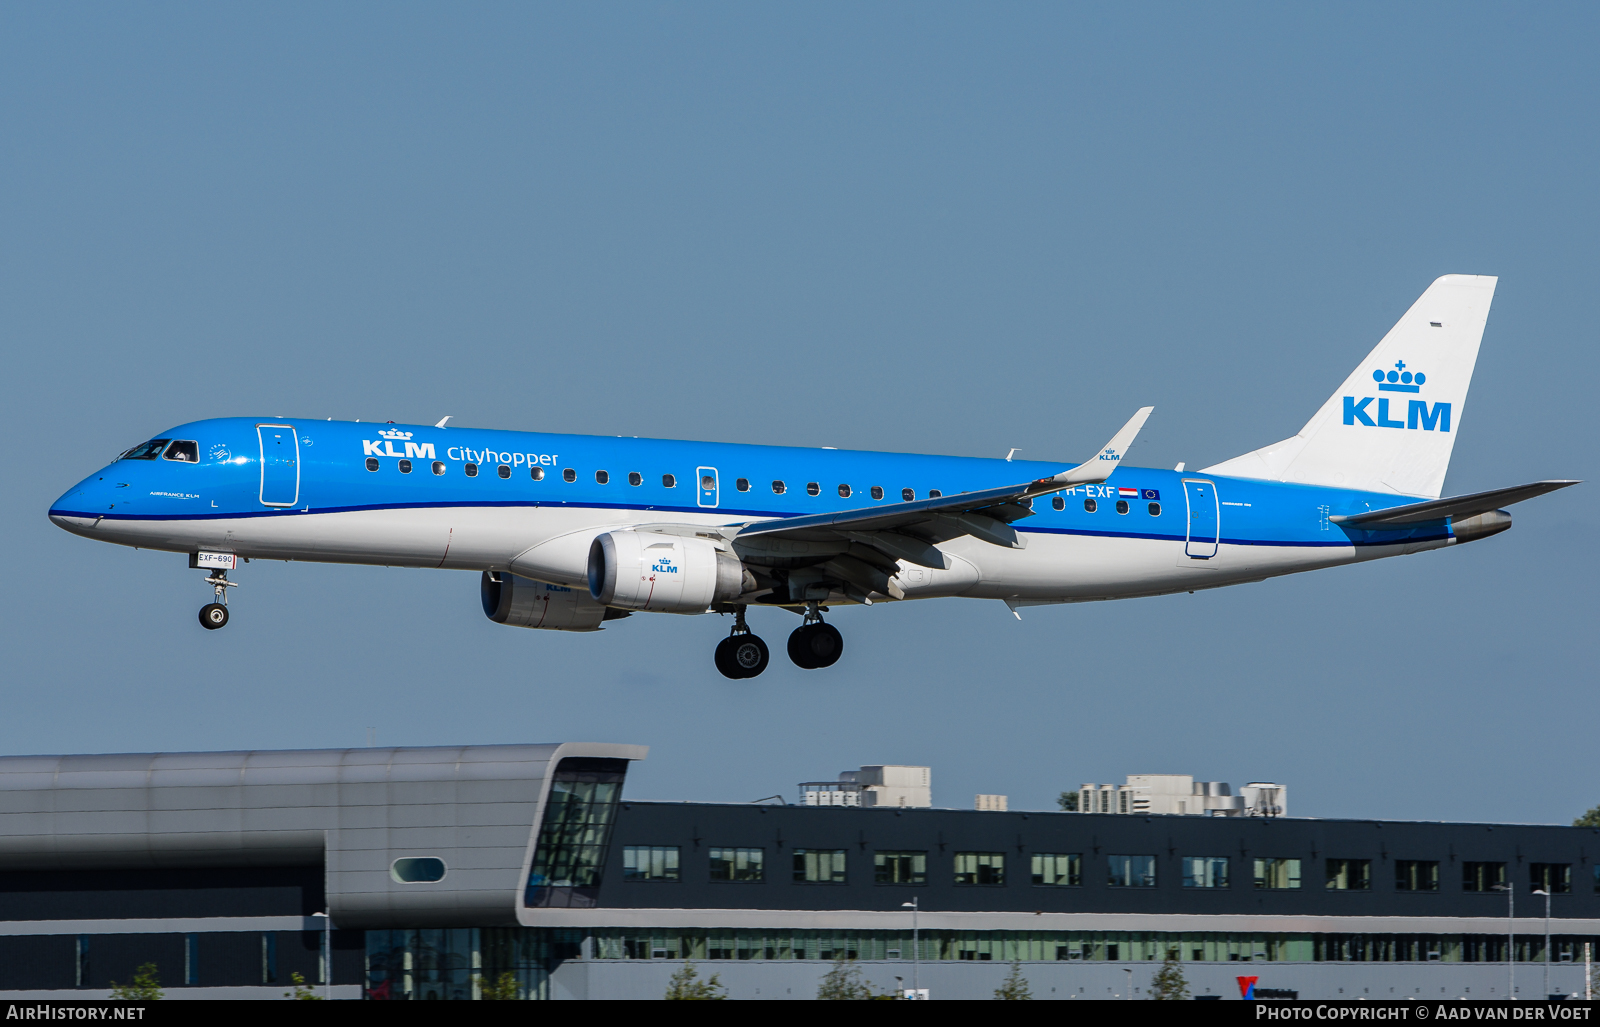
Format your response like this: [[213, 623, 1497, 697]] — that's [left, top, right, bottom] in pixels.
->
[[1050, 406, 1154, 487], [435, 416, 452, 428]]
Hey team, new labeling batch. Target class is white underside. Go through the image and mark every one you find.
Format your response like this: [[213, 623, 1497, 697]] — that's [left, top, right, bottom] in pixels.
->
[[52, 506, 1447, 606]]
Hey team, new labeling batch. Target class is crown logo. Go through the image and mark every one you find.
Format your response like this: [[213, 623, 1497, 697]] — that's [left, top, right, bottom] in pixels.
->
[[1372, 360, 1424, 393], [378, 429, 414, 440]]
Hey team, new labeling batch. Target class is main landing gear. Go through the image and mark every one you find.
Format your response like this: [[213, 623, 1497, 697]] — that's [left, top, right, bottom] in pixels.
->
[[787, 602, 843, 670], [714, 606, 770, 679], [198, 570, 237, 630]]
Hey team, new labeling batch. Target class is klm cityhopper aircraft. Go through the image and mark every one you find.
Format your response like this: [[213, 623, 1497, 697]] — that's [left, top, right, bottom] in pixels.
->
[[50, 275, 1575, 678]]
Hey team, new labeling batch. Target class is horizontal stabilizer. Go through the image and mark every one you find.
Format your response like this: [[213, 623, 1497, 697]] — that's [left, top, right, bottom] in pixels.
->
[[1330, 480, 1579, 527]]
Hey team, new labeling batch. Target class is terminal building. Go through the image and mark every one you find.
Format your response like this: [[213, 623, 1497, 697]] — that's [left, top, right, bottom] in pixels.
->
[[0, 743, 1594, 1000]]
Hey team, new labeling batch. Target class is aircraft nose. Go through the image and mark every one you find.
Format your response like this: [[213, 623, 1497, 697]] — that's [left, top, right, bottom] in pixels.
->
[[48, 473, 117, 531]]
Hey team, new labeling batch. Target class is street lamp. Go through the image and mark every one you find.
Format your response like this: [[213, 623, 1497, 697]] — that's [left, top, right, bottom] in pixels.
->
[[1532, 888, 1551, 999], [1123, 966, 1132, 1000], [901, 899, 919, 998], [311, 911, 331, 999], [1493, 882, 1514, 1000]]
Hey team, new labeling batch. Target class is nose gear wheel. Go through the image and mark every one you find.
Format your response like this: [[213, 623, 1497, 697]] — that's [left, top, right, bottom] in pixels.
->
[[198, 569, 238, 630]]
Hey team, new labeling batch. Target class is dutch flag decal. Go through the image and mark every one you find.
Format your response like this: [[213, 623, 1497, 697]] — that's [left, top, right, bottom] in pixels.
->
[[1118, 487, 1139, 498]]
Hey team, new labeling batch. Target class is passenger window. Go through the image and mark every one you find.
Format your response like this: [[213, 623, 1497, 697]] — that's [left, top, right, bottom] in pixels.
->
[[929, 490, 942, 499], [530, 467, 543, 481], [772, 480, 786, 495], [701, 474, 715, 491], [1052, 495, 1065, 511], [628, 472, 642, 486], [432, 461, 446, 476], [1148, 502, 1161, 516], [1084, 498, 1097, 513], [902, 488, 915, 502], [498, 464, 512, 479], [162, 440, 199, 463], [596, 470, 610, 484], [838, 484, 851, 498], [399, 459, 413, 474], [366, 457, 380, 472], [662, 474, 676, 488], [465, 463, 479, 477], [870, 486, 883, 500], [121, 439, 170, 461], [563, 468, 577, 483], [736, 478, 750, 492], [1116, 500, 1129, 515], [807, 482, 820, 496]]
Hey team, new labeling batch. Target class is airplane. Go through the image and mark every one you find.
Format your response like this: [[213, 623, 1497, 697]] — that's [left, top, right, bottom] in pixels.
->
[[48, 274, 1576, 678]]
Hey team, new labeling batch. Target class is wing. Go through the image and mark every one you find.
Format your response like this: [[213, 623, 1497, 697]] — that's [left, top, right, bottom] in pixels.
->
[[726, 408, 1153, 603], [1330, 479, 1579, 527]]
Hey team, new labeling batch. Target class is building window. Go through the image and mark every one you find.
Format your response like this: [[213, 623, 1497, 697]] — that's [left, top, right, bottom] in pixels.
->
[[736, 478, 750, 492], [465, 463, 478, 477], [1463, 861, 1507, 892], [1084, 498, 1097, 513], [1531, 863, 1571, 894], [955, 852, 1006, 886], [1107, 855, 1157, 888], [531, 467, 543, 480], [806, 482, 820, 496], [524, 757, 628, 908], [1326, 859, 1371, 891], [663, 474, 676, 487], [875, 851, 927, 885], [1182, 856, 1229, 889], [498, 464, 511, 478], [902, 488, 915, 501], [628, 472, 642, 486], [1254, 858, 1302, 890], [562, 468, 577, 482], [365, 457, 379, 471], [1031, 853, 1081, 887], [793, 849, 846, 884], [709, 847, 764, 882], [391, 857, 446, 883], [1396, 860, 1439, 892], [623, 846, 680, 882], [771, 480, 785, 494]]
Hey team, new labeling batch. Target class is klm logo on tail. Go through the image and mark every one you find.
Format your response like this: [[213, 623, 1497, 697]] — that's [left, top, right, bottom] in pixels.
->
[[1343, 361, 1450, 432]]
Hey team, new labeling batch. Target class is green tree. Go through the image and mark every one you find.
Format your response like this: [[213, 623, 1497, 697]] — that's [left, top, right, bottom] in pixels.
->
[[479, 970, 520, 1000], [665, 960, 726, 1000], [994, 960, 1033, 1000], [1057, 791, 1080, 812], [817, 956, 875, 1000], [108, 963, 163, 1001], [284, 970, 323, 1000], [1574, 805, 1600, 828], [1150, 950, 1190, 1001]]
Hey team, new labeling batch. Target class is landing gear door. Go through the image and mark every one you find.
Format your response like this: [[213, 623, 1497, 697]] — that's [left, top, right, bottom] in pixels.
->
[[1182, 479, 1219, 559], [257, 424, 300, 507], [696, 466, 719, 509]]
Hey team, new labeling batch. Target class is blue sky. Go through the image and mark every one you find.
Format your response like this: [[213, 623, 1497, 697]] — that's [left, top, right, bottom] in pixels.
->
[[2, 3, 1594, 823]]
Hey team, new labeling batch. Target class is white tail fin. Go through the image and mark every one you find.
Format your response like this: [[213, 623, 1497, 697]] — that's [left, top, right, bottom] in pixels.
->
[[1202, 274, 1497, 498]]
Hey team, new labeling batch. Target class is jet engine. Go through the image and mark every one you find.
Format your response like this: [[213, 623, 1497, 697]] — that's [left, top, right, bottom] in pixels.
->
[[481, 571, 622, 631], [588, 531, 747, 613]]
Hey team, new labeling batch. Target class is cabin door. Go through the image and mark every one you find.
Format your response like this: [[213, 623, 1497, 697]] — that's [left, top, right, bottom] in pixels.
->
[[1182, 479, 1219, 558], [257, 424, 301, 507]]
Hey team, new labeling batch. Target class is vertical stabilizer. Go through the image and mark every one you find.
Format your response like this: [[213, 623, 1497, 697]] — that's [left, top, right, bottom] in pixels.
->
[[1201, 275, 1497, 498]]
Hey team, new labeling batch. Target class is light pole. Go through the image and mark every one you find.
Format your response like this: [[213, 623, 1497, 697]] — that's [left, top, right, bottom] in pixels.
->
[[1493, 882, 1514, 1000], [1123, 966, 1132, 1000], [312, 911, 331, 999], [901, 899, 919, 998], [1532, 888, 1551, 998]]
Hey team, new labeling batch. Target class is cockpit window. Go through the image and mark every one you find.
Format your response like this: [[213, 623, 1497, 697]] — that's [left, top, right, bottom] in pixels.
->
[[120, 439, 170, 460], [162, 440, 199, 463]]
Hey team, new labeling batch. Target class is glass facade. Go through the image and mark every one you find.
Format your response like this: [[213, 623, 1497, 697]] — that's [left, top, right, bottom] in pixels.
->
[[523, 758, 627, 909], [365, 927, 584, 1000]]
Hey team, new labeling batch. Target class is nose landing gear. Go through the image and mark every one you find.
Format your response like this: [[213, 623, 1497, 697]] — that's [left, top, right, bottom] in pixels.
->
[[714, 606, 770, 679], [198, 570, 238, 630], [787, 602, 843, 670]]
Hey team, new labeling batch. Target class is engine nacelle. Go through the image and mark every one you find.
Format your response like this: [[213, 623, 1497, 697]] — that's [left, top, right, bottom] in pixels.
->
[[588, 531, 745, 613], [481, 571, 616, 631]]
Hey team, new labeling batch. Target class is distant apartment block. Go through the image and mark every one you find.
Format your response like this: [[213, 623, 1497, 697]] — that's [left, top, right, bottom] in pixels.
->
[[800, 765, 932, 808], [1078, 775, 1286, 817]]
